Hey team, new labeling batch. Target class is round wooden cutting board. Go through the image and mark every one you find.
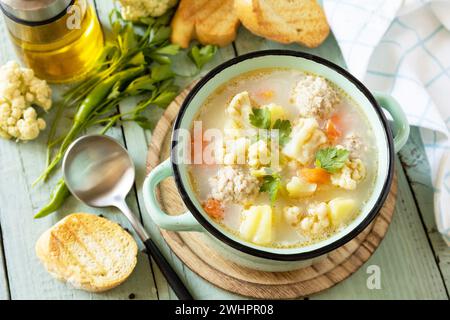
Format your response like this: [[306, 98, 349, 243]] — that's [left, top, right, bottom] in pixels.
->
[[146, 84, 397, 299]]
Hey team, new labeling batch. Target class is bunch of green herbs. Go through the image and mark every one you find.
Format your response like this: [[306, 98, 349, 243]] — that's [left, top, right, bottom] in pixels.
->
[[34, 9, 217, 218]]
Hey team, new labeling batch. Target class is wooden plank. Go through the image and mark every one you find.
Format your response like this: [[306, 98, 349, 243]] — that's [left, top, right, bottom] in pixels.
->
[[234, 30, 448, 299], [0, 15, 16, 301], [399, 127, 450, 295], [0, 225, 10, 300], [0, 2, 156, 299]]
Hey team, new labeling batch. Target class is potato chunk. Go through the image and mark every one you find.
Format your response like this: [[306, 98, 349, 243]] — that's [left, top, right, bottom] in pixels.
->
[[328, 198, 357, 227], [239, 205, 272, 245], [286, 176, 317, 198], [266, 103, 286, 124]]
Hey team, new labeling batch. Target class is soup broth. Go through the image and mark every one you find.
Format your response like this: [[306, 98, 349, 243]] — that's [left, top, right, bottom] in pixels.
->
[[188, 68, 377, 248]]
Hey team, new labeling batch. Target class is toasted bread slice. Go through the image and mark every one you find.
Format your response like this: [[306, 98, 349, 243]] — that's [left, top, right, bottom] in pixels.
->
[[195, 0, 240, 47], [36, 213, 138, 292], [170, 0, 199, 48], [235, 0, 330, 48], [171, 0, 240, 48]]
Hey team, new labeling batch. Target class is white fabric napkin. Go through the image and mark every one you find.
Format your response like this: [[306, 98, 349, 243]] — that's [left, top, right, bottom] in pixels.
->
[[323, 0, 450, 245]]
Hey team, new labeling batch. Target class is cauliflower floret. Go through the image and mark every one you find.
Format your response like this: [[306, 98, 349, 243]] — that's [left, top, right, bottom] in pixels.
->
[[16, 108, 46, 140], [282, 118, 327, 165], [298, 202, 331, 235], [209, 166, 259, 204], [0, 61, 52, 141], [119, 0, 178, 20], [291, 75, 340, 119], [225, 91, 254, 130], [214, 135, 250, 165], [283, 206, 302, 226], [331, 158, 366, 190], [248, 139, 271, 168]]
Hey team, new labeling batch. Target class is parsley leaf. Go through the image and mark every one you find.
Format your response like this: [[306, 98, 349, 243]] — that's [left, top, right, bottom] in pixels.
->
[[272, 119, 292, 146], [151, 64, 174, 81], [154, 44, 180, 55], [249, 107, 271, 129], [188, 45, 218, 69], [259, 174, 282, 204], [315, 147, 350, 173]]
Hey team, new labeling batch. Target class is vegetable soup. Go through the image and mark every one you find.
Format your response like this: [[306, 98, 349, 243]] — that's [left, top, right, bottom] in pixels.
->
[[188, 68, 377, 248]]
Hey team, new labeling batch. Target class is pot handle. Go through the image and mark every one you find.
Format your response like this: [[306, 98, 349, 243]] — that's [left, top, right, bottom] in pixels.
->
[[143, 158, 203, 232], [373, 91, 410, 152]]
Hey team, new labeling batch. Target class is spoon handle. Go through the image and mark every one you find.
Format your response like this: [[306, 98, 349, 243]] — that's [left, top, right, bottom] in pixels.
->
[[144, 238, 194, 300], [114, 200, 193, 300]]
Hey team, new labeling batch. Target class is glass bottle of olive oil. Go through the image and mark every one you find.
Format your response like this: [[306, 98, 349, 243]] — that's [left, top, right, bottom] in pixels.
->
[[0, 0, 104, 83]]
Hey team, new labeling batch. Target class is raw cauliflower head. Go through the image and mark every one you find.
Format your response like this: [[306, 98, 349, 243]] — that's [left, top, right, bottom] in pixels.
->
[[0, 61, 52, 141], [119, 0, 178, 21]]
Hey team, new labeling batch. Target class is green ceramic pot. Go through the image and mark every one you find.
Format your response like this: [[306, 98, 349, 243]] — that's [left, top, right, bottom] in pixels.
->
[[143, 50, 409, 272]]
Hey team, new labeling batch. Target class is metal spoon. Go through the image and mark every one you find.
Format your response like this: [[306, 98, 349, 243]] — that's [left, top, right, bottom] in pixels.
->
[[62, 134, 193, 300]]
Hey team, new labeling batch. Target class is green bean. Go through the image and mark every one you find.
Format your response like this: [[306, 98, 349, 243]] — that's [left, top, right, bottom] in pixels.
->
[[34, 179, 70, 219]]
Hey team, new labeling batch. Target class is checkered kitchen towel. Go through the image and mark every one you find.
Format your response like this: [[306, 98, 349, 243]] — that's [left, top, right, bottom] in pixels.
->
[[323, 0, 450, 245]]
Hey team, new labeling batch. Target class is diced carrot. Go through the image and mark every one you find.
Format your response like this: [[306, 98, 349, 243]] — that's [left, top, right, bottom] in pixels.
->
[[300, 168, 330, 184], [330, 113, 340, 124], [257, 90, 274, 101], [202, 198, 224, 220], [326, 118, 341, 141]]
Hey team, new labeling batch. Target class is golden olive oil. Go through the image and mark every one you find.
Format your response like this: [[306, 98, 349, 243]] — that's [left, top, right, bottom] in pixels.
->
[[2, 0, 103, 83]]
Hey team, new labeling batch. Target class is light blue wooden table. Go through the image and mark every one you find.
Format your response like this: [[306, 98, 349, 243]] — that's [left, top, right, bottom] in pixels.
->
[[0, 1, 448, 300]]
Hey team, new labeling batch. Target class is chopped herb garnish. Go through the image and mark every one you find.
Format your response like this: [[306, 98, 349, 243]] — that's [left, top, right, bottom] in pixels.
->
[[259, 174, 282, 204], [249, 108, 292, 146], [315, 147, 349, 173], [272, 119, 292, 146], [249, 107, 271, 129]]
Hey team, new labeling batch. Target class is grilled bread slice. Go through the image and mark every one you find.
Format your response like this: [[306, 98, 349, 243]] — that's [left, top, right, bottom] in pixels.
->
[[171, 0, 240, 48], [195, 0, 240, 47], [36, 213, 138, 292], [235, 0, 330, 48], [170, 0, 200, 48]]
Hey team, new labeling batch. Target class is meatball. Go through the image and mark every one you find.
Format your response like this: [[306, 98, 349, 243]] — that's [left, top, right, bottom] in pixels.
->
[[208, 166, 259, 204], [291, 75, 340, 119], [342, 132, 364, 158]]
